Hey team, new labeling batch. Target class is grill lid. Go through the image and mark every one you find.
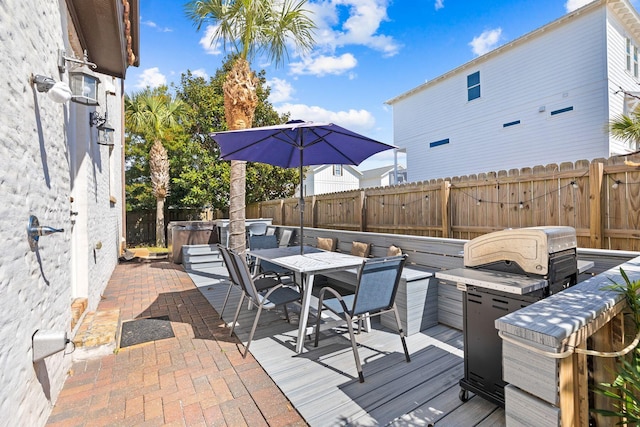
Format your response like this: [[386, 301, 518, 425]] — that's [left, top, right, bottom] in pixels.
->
[[464, 226, 577, 275]]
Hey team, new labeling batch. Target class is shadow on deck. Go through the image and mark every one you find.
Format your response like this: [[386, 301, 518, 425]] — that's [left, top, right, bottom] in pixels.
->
[[190, 264, 505, 427]]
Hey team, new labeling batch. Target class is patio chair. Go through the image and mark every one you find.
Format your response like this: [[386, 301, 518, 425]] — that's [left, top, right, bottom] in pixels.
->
[[313, 255, 410, 382], [248, 235, 293, 278], [217, 244, 282, 322], [278, 229, 293, 247], [248, 222, 268, 236], [265, 226, 276, 236], [228, 249, 302, 358]]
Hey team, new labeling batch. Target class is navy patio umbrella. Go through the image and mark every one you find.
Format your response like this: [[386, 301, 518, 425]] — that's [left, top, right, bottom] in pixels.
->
[[211, 120, 396, 254]]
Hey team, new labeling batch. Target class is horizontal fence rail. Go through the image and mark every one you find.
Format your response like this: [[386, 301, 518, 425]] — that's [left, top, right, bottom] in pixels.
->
[[248, 155, 640, 251]]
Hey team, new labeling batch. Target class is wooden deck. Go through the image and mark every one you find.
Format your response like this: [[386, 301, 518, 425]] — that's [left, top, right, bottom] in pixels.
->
[[189, 264, 505, 427]]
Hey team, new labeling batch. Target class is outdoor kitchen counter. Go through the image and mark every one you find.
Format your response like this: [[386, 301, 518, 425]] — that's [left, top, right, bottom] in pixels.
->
[[436, 260, 594, 295]]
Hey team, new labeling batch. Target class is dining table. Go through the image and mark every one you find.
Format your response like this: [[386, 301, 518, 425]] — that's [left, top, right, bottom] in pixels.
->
[[249, 245, 366, 354]]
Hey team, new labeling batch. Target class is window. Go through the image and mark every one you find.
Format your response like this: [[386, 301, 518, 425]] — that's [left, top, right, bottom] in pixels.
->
[[627, 38, 632, 72], [429, 138, 450, 148], [467, 71, 481, 101], [333, 164, 342, 176], [634, 46, 638, 77]]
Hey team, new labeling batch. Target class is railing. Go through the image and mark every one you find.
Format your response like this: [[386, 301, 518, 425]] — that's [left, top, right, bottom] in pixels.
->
[[496, 256, 640, 426]]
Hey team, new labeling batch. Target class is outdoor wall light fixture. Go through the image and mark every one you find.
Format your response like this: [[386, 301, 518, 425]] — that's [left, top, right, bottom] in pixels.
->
[[31, 74, 72, 103], [27, 215, 64, 251], [58, 49, 101, 105], [90, 112, 115, 146]]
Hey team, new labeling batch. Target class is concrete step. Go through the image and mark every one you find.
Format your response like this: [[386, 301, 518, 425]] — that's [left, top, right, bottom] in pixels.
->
[[72, 309, 121, 361], [182, 244, 219, 255]]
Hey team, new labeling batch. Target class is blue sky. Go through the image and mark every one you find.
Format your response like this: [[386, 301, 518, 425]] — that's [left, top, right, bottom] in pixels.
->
[[126, 0, 638, 170]]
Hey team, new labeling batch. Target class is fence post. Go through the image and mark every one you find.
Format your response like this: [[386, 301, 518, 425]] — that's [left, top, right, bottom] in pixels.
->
[[589, 162, 604, 249], [311, 196, 317, 228], [359, 190, 366, 232], [441, 180, 451, 238], [280, 199, 285, 226]]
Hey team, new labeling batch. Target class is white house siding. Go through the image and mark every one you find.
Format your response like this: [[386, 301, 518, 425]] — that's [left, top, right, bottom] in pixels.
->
[[303, 165, 361, 195], [392, 5, 614, 182], [606, 5, 640, 155], [0, 1, 124, 425]]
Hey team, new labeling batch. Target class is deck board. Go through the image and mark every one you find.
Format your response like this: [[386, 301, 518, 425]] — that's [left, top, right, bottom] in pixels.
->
[[191, 265, 505, 427]]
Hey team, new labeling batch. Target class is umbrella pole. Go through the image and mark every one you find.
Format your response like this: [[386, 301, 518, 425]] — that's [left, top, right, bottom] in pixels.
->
[[299, 152, 304, 255]]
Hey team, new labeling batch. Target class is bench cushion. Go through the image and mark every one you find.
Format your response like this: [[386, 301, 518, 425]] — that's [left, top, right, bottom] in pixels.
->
[[317, 237, 338, 251], [387, 245, 403, 257], [351, 241, 371, 257]]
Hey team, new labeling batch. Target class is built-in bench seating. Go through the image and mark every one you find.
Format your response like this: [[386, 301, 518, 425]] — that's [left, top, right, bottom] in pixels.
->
[[268, 226, 636, 334]]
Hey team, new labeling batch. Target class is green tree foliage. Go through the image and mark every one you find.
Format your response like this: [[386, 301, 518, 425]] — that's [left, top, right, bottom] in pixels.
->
[[125, 59, 300, 213], [610, 112, 640, 151], [173, 61, 299, 209]]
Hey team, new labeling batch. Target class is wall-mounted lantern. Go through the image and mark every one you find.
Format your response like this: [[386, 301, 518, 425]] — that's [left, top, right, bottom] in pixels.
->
[[90, 111, 115, 146], [58, 49, 100, 106]]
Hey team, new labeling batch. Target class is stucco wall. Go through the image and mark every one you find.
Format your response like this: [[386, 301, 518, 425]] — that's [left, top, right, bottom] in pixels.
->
[[0, 0, 123, 425]]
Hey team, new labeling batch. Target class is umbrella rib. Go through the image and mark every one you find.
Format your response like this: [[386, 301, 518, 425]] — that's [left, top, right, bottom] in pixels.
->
[[305, 128, 384, 166]]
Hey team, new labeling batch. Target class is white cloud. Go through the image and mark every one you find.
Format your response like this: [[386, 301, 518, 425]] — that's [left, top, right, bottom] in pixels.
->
[[135, 67, 167, 89], [199, 25, 222, 55], [306, 0, 401, 57], [142, 20, 172, 32], [565, 0, 592, 12], [469, 28, 502, 56], [275, 103, 376, 132], [191, 68, 208, 79], [267, 78, 295, 103], [290, 53, 357, 76], [435, 0, 444, 10]]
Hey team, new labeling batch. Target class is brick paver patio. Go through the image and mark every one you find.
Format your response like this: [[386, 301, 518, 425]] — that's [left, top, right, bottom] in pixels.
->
[[46, 261, 307, 427]]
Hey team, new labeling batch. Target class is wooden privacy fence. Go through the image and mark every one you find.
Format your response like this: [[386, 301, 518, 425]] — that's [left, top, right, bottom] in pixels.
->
[[247, 154, 640, 251]]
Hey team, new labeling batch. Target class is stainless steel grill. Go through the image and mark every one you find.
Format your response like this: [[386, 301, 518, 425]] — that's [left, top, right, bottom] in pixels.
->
[[436, 226, 579, 406]]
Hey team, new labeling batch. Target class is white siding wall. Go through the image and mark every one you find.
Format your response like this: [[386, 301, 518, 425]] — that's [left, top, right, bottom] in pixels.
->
[[394, 6, 611, 182], [0, 1, 123, 425], [606, 5, 640, 155], [304, 165, 360, 195]]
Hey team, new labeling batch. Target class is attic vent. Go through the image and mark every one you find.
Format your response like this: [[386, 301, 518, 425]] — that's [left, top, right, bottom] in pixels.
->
[[503, 120, 521, 128], [550, 106, 574, 116], [429, 138, 450, 148]]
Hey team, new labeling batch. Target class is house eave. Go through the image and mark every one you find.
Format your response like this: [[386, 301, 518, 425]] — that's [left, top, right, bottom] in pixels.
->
[[67, 0, 140, 79]]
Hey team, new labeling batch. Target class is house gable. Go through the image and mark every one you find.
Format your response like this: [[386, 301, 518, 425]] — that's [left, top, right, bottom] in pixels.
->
[[387, 0, 640, 182]]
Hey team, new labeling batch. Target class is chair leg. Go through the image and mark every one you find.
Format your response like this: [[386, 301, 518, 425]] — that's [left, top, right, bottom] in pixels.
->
[[243, 305, 263, 358], [219, 282, 234, 320], [283, 303, 290, 323], [229, 293, 245, 337], [392, 304, 411, 363], [345, 315, 365, 383], [313, 298, 324, 347]]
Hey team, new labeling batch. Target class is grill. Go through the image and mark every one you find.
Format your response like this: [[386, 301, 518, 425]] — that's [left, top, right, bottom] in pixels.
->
[[436, 226, 578, 407]]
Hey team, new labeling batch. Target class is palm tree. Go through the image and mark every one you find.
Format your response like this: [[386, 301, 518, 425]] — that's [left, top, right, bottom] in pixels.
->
[[125, 91, 187, 247], [185, 0, 315, 252], [609, 112, 640, 151]]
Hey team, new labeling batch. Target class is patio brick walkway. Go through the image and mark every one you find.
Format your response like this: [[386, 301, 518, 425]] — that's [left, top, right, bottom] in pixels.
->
[[45, 261, 307, 427]]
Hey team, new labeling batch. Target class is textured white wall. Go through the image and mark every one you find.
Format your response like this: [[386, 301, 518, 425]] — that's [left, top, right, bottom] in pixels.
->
[[0, 0, 123, 425]]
